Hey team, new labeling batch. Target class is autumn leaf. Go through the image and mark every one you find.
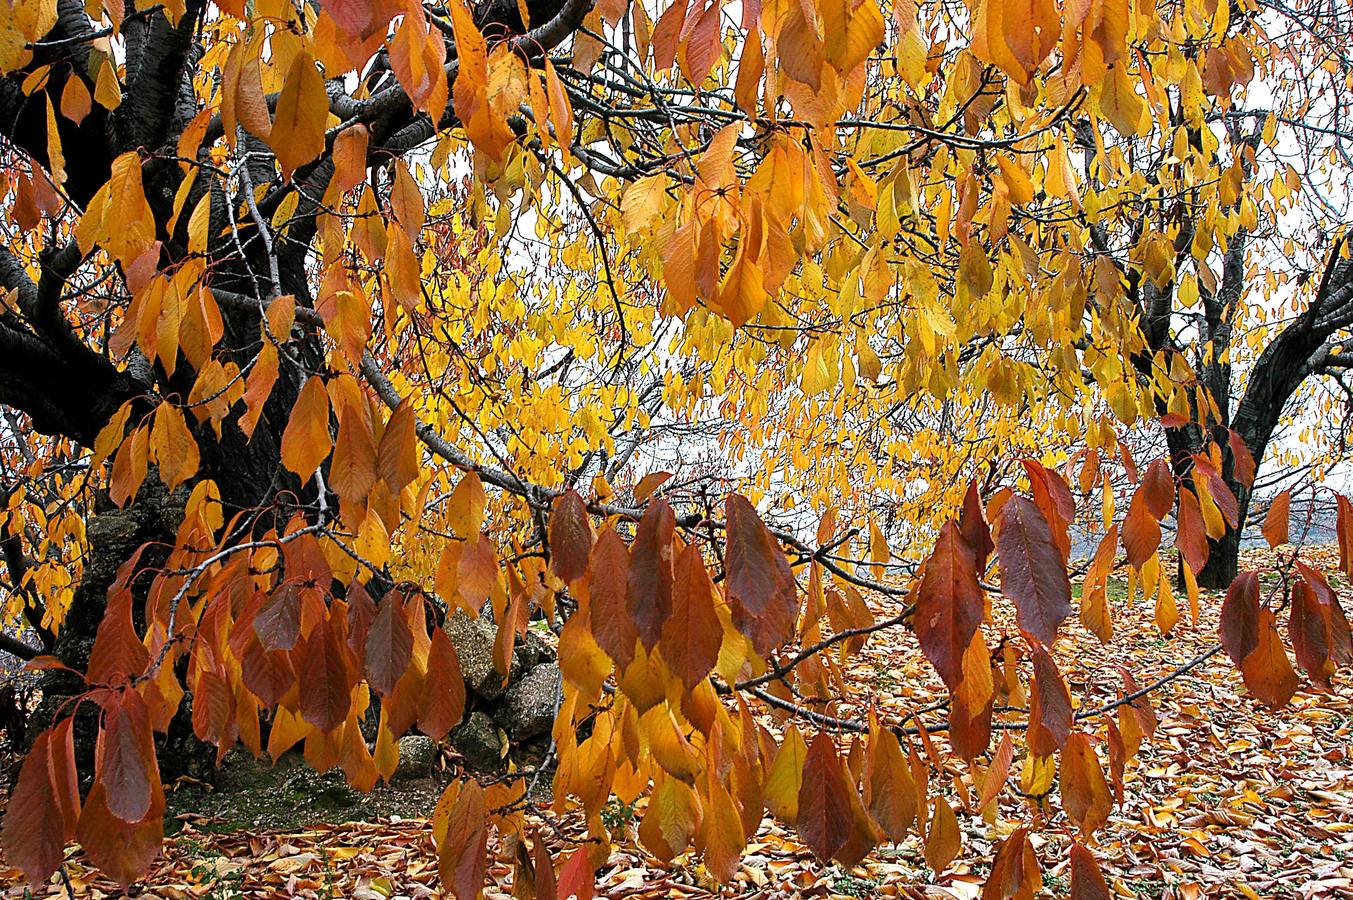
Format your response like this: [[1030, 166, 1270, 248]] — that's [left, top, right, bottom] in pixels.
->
[[996, 496, 1072, 648]]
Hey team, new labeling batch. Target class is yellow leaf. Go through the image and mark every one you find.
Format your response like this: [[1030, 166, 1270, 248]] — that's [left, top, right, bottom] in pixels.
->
[[270, 50, 327, 179], [150, 403, 199, 493]]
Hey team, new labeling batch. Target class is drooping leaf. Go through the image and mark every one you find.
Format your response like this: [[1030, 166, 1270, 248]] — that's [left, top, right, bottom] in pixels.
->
[[995, 496, 1072, 648], [588, 528, 637, 668], [661, 542, 722, 689], [1263, 490, 1291, 549], [915, 521, 984, 692], [1060, 731, 1112, 836], [365, 592, 413, 697], [627, 499, 676, 650], [724, 492, 797, 655], [549, 489, 593, 583]]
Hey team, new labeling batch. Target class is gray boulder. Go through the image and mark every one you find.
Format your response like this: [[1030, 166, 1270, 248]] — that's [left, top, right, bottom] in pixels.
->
[[444, 610, 506, 700], [495, 662, 560, 742], [451, 711, 507, 771], [394, 734, 437, 781]]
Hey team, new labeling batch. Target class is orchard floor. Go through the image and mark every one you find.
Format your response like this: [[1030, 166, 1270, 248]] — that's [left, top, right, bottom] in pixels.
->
[[3, 546, 1352, 899]]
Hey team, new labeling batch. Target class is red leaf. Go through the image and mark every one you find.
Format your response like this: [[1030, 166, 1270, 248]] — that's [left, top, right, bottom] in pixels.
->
[[1, 721, 80, 885], [1028, 646, 1071, 756], [254, 584, 302, 651], [365, 593, 413, 697], [627, 499, 676, 650], [419, 626, 467, 740], [1227, 430, 1257, 489], [549, 489, 593, 583], [86, 589, 151, 685], [661, 543, 723, 689], [1291, 580, 1335, 689], [1069, 842, 1112, 900], [724, 492, 797, 655], [959, 480, 994, 569], [240, 631, 295, 707], [1220, 571, 1262, 665], [1220, 572, 1298, 709], [1295, 562, 1352, 665], [588, 528, 637, 668], [99, 691, 155, 823], [914, 521, 983, 692], [948, 693, 993, 760], [796, 732, 878, 865], [982, 827, 1037, 899], [298, 613, 356, 733], [1139, 458, 1175, 519], [995, 496, 1072, 648], [556, 848, 596, 900], [1174, 489, 1210, 574]]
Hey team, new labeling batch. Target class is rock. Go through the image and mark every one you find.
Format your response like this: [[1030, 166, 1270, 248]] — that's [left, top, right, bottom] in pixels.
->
[[513, 624, 556, 672], [495, 662, 560, 741], [394, 735, 438, 781], [445, 611, 506, 700], [451, 712, 507, 771]]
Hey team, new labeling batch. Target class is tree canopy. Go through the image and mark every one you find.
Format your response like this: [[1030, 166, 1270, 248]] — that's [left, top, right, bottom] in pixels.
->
[[0, 0, 1351, 893]]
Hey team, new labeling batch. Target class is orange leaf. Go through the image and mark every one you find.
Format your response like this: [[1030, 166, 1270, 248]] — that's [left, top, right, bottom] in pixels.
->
[[1262, 490, 1290, 549], [270, 50, 328, 179], [420, 626, 467, 740], [1, 721, 80, 885], [661, 542, 722, 689], [1061, 732, 1112, 836], [280, 375, 332, 479]]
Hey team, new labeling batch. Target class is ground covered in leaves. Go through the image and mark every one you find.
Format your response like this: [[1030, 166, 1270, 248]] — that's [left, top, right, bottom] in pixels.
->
[[3, 546, 1351, 898]]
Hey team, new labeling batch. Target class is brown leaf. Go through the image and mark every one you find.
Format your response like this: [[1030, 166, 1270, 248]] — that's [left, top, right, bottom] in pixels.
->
[[724, 492, 797, 655], [549, 489, 593, 583], [661, 543, 722, 689], [365, 592, 413, 697], [996, 496, 1072, 648], [627, 498, 676, 650], [1028, 646, 1071, 756], [588, 528, 636, 668], [1070, 842, 1112, 900], [915, 521, 983, 692], [298, 613, 356, 733]]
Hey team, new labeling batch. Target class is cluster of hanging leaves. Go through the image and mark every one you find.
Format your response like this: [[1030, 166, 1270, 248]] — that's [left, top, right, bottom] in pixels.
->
[[4, 452, 1352, 894], [0, 0, 1351, 894]]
